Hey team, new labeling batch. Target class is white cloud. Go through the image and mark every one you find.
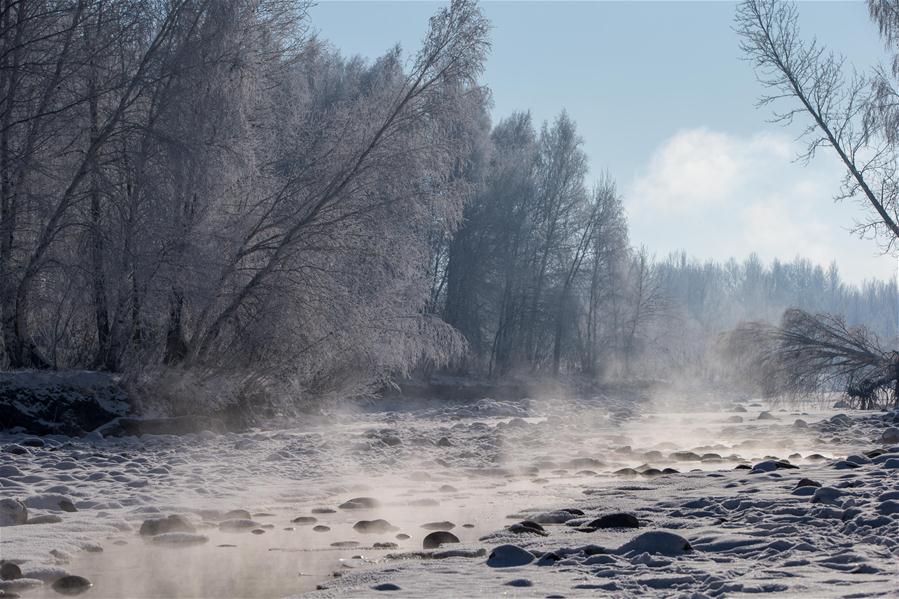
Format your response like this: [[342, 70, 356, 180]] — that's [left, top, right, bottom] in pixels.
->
[[625, 128, 897, 284], [630, 129, 742, 213]]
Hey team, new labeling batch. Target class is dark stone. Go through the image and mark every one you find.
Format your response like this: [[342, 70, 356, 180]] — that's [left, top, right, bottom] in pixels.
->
[[313, 525, 330, 533], [291, 516, 317, 525], [372, 583, 401, 591], [422, 531, 460, 549], [373, 542, 398, 549], [58, 499, 77, 513], [52, 575, 93, 595], [586, 513, 640, 529], [1, 562, 22, 580], [395, 533, 410, 540]]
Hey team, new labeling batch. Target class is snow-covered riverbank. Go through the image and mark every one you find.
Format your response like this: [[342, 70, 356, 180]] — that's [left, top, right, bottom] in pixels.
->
[[2, 394, 897, 597]]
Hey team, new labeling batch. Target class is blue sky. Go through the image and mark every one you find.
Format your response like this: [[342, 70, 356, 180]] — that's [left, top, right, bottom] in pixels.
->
[[309, 1, 896, 284]]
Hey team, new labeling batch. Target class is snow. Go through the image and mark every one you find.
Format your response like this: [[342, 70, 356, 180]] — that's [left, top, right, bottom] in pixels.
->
[[1, 395, 898, 597]]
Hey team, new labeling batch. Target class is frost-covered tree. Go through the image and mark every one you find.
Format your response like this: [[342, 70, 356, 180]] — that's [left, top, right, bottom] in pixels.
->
[[0, 0, 492, 403]]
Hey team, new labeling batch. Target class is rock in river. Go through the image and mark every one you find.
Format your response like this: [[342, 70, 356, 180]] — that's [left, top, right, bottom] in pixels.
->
[[139, 515, 195, 536], [422, 531, 460, 549], [52, 575, 93, 595], [353, 519, 398, 534], [1, 562, 22, 580]]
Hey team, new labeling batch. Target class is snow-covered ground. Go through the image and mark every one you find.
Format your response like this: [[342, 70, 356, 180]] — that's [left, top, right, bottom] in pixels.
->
[[1, 392, 898, 598]]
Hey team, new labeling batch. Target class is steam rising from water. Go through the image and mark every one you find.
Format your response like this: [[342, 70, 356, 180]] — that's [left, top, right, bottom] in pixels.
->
[[17, 391, 851, 598]]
